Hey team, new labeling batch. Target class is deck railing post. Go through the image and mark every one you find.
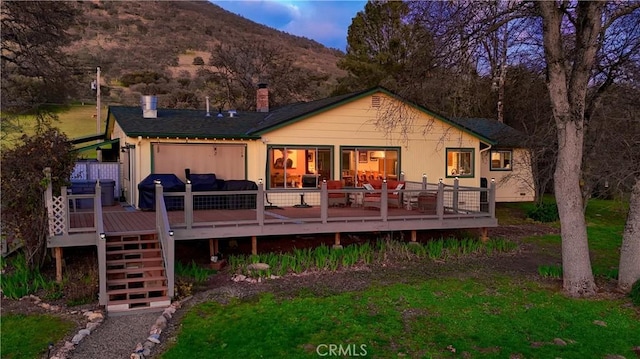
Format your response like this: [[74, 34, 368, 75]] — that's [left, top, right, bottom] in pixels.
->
[[381, 180, 388, 221], [43, 168, 55, 237], [97, 232, 107, 306], [257, 181, 265, 226], [185, 182, 193, 229], [155, 180, 163, 224], [489, 178, 496, 218], [167, 231, 175, 298], [437, 179, 444, 220], [94, 180, 102, 221], [61, 185, 69, 237], [453, 177, 459, 214], [422, 173, 427, 190], [321, 180, 328, 223]]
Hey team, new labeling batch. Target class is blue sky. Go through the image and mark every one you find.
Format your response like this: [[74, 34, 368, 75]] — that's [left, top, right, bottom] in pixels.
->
[[211, 0, 367, 51]]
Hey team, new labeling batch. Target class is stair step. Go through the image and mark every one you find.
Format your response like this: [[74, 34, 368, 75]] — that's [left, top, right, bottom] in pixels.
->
[[106, 239, 159, 247], [107, 298, 171, 312], [107, 286, 168, 296], [107, 277, 167, 286], [108, 295, 170, 305], [106, 248, 161, 255], [107, 257, 163, 266], [106, 266, 165, 275]]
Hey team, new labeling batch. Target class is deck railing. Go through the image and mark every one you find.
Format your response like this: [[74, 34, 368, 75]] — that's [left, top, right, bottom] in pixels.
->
[[154, 178, 496, 231], [155, 182, 175, 298]]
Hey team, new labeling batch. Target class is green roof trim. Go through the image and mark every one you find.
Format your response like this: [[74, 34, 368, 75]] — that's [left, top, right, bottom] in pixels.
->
[[74, 138, 119, 152]]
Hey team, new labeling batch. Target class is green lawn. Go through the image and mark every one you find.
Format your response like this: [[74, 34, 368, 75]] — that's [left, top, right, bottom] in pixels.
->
[[162, 198, 637, 359], [0, 314, 75, 359], [163, 278, 639, 359]]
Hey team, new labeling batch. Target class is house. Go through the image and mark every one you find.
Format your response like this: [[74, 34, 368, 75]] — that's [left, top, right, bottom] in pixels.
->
[[48, 86, 528, 312], [107, 86, 534, 207]]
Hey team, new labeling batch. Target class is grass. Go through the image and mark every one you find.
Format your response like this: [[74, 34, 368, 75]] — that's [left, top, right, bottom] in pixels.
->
[[0, 314, 75, 359], [2, 103, 108, 157], [511, 197, 628, 280], [162, 278, 640, 359]]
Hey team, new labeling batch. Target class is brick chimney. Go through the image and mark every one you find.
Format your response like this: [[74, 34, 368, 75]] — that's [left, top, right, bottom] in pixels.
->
[[256, 83, 269, 112]]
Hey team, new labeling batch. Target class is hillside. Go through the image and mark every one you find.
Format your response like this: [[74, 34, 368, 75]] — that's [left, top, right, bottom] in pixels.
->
[[66, 1, 345, 108]]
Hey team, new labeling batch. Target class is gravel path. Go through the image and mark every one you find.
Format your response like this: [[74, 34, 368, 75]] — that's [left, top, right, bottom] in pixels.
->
[[69, 310, 161, 359]]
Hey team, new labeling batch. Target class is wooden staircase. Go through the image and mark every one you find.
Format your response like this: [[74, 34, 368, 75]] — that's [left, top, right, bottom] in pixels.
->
[[105, 233, 171, 312]]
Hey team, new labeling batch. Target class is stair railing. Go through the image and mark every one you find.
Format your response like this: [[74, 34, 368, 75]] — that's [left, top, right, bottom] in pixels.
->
[[155, 181, 175, 298], [94, 181, 107, 306]]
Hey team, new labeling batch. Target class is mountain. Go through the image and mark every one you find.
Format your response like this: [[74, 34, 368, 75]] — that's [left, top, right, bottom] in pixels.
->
[[66, 1, 345, 107]]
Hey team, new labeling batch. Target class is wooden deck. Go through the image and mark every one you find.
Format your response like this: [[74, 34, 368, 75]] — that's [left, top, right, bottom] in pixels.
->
[[49, 181, 497, 246]]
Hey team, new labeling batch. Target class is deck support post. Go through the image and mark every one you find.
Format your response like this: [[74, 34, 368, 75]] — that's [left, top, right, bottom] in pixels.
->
[[480, 228, 489, 243], [55, 247, 63, 283], [409, 230, 419, 245], [333, 232, 343, 249], [251, 236, 257, 255], [209, 239, 219, 257]]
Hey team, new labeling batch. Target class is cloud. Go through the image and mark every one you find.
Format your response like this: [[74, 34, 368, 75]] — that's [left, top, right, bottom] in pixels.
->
[[211, 0, 366, 50]]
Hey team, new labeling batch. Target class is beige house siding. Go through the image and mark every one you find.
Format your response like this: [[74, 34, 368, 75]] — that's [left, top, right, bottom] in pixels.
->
[[480, 148, 535, 202], [259, 93, 481, 187]]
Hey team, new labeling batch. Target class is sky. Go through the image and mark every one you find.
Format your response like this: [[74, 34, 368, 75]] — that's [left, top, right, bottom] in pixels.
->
[[211, 0, 367, 51]]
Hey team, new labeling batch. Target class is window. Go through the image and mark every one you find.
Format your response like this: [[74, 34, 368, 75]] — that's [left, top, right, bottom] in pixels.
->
[[341, 147, 400, 186], [446, 148, 474, 177], [268, 146, 332, 189], [490, 150, 512, 171]]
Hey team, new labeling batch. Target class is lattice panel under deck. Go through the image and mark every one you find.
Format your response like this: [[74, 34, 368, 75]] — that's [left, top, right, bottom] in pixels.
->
[[50, 196, 67, 235]]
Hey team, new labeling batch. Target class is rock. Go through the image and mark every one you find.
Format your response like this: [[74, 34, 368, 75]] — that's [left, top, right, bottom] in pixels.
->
[[233, 274, 246, 282], [86, 322, 100, 332], [78, 329, 91, 336], [71, 333, 86, 345], [155, 315, 167, 329], [134, 343, 143, 352], [150, 327, 162, 335], [247, 263, 270, 271], [84, 311, 104, 321], [593, 320, 607, 327], [147, 333, 161, 344], [143, 348, 151, 356], [130, 354, 141, 359], [604, 355, 626, 359], [40, 303, 51, 310], [64, 341, 75, 350], [143, 341, 155, 350], [553, 338, 567, 346], [162, 311, 172, 319]]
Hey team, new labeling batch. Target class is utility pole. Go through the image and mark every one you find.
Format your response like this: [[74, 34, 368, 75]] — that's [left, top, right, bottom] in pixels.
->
[[96, 66, 101, 136]]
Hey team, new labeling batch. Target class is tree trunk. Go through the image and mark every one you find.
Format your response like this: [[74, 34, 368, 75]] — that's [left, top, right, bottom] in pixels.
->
[[554, 120, 597, 296], [539, 1, 602, 297], [618, 178, 640, 292]]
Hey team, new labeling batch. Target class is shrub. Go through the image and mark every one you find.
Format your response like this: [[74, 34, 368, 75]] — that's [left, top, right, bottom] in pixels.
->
[[631, 278, 640, 306], [192, 56, 205, 66], [527, 202, 559, 222]]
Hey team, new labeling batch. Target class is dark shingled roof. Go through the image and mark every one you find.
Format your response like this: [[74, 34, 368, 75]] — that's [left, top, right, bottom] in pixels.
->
[[449, 118, 526, 148], [108, 106, 264, 139], [108, 88, 506, 145]]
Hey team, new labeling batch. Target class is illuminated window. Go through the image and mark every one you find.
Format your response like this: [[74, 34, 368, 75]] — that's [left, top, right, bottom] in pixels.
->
[[446, 148, 474, 177], [268, 146, 332, 189], [490, 150, 512, 171]]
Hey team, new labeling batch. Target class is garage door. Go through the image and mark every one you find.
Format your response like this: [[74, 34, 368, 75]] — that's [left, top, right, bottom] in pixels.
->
[[152, 143, 246, 181]]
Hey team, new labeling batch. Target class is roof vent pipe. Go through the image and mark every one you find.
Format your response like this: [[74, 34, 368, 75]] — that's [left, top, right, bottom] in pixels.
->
[[205, 96, 211, 117], [141, 95, 158, 119]]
